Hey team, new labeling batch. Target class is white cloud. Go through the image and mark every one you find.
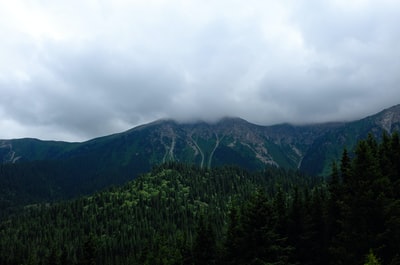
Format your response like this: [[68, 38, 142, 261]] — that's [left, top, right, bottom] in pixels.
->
[[0, 0, 399, 141]]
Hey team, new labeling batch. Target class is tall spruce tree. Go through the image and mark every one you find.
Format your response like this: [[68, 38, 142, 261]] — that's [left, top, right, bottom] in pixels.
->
[[192, 214, 216, 265]]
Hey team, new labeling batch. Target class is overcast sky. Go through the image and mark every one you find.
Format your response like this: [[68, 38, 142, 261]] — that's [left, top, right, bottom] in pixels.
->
[[1, 0, 400, 141]]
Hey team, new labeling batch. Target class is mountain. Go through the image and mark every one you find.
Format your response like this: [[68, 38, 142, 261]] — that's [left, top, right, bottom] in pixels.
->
[[1, 104, 400, 207], [3, 105, 400, 171], [301, 104, 400, 175], [3, 130, 400, 265]]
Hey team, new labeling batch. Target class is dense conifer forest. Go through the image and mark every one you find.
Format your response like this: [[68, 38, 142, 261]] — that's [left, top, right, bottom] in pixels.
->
[[0, 132, 399, 264]]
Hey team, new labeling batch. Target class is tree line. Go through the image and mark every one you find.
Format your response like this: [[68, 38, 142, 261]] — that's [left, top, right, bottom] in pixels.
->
[[0, 132, 399, 264]]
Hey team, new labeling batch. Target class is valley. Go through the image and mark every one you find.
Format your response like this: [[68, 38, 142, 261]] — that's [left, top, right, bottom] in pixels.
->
[[0, 104, 400, 264]]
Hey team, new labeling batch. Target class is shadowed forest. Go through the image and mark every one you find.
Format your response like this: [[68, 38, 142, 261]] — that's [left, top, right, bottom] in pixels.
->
[[0, 132, 400, 265]]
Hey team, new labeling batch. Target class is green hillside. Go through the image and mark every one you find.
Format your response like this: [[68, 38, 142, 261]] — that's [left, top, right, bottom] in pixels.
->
[[0, 104, 399, 213], [1, 131, 400, 264], [0, 163, 319, 265]]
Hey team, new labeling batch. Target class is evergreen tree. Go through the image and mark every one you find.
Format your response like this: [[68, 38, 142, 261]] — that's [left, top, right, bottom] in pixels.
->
[[192, 214, 216, 265], [79, 235, 97, 265], [327, 160, 342, 237], [340, 148, 352, 186], [244, 189, 291, 264], [224, 205, 243, 265], [364, 250, 381, 265]]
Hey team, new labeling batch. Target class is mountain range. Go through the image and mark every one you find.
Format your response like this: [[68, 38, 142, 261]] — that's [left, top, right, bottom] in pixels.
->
[[1, 104, 400, 207]]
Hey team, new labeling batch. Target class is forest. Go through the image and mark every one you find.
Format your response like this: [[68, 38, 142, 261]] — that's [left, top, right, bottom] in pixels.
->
[[0, 132, 399, 265]]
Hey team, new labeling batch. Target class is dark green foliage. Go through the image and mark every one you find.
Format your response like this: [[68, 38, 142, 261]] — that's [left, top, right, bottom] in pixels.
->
[[0, 163, 317, 265], [1, 131, 400, 264], [225, 189, 292, 265], [2, 105, 400, 216], [328, 133, 400, 265], [79, 235, 97, 265], [192, 215, 217, 265], [365, 250, 382, 265]]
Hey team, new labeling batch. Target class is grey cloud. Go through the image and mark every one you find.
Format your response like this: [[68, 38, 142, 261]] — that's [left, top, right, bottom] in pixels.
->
[[0, 0, 400, 141]]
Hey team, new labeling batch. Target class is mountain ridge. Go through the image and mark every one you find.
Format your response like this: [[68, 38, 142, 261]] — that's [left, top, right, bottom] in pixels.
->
[[1, 104, 400, 176], [0, 104, 400, 209]]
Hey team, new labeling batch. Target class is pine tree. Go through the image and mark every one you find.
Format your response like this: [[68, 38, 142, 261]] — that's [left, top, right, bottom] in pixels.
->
[[364, 250, 381, 265], [79, 235, 97, 265], [340, 148, 352, 186], [192, 214, 216, 265], [224, 206, 243, 265], [246, 189, 291, 264]]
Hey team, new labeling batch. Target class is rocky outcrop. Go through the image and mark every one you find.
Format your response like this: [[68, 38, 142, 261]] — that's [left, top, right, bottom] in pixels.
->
[[1, 104, 399, 176]]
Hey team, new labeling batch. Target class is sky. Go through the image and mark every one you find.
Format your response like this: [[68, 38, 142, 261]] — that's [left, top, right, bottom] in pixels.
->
[[1, 0, 400, 142]]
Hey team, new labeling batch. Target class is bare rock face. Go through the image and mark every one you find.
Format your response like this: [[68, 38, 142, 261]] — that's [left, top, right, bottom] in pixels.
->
[[1, 104, 399, 212], [1, 104, 400, 177], [373, 104, 400, 133], [0, 141, 21, 163]]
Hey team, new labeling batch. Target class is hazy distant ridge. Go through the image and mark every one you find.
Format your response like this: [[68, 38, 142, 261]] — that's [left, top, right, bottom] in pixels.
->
[[1, 104, 399, 178]]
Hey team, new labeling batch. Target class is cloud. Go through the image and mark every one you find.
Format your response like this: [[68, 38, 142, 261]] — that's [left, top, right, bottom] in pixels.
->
[[0, 0, 400, 141]]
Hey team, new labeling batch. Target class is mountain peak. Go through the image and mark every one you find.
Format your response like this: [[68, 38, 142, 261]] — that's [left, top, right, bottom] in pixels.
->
[[2, 104, 400, 178], [369, 104, 400, 133]]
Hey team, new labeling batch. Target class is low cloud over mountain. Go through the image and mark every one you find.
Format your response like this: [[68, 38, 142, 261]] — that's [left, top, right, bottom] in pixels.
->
[[1, 1, 400, 141]]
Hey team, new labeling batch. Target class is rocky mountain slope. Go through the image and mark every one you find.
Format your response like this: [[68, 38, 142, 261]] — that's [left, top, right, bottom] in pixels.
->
[[1, 104, 400, 176], [1, 104, 399, 209]]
